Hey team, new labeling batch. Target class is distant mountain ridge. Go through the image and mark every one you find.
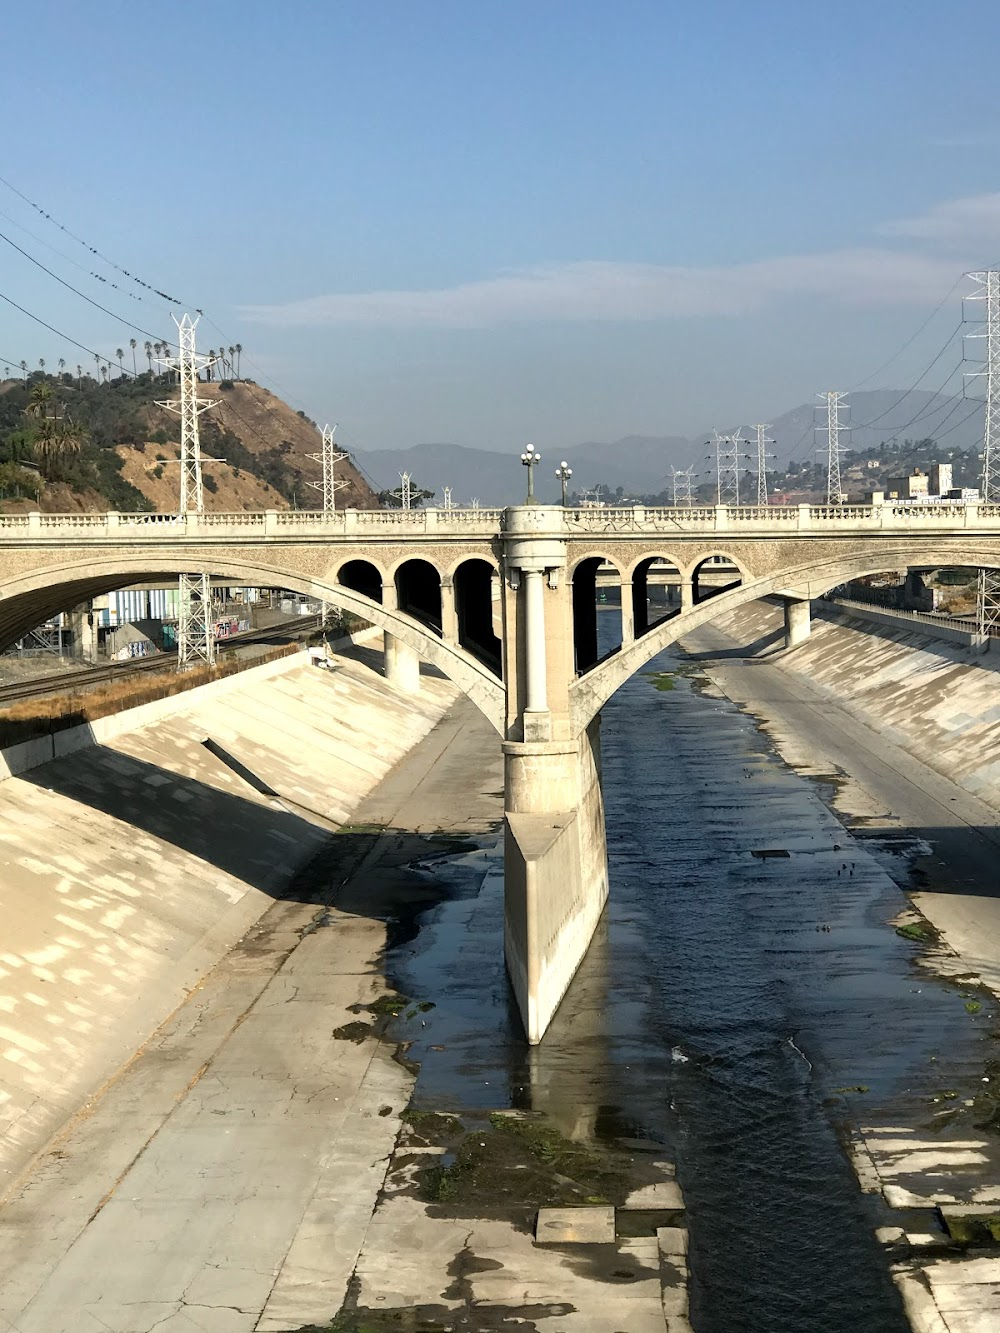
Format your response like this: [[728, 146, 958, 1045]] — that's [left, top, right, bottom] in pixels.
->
[[354, 390, 985, 506]]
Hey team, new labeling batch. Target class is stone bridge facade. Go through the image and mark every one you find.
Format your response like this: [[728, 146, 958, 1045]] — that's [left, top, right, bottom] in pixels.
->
[[5, 500, 1000, 1041]]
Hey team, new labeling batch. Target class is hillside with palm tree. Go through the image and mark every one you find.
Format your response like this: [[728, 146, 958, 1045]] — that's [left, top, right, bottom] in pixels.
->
[[0, 366, 378, 513]]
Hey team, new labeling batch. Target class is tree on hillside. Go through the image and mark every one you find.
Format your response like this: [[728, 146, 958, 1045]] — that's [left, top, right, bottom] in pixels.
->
[[235, 343, 242, 379], [116, 348, 125, 379], [57, 358, 65, 378], [38, 358, 45, 374], [129, 338, 137, 377], [19, 360, 26, 380], [144, 341, 152, 376], [26, 382, 54, 420], [93, 352, 100, 381], [378, 481, 435, 508]]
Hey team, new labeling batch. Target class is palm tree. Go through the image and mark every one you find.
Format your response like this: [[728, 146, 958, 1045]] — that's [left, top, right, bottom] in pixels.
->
[[235, 343, 242, 379], [228, 346, 235, 380], [3, 367, 8, 380], [207, 349, 216, 382], [26, 382, 54, 419], [57, 358, 66, 379], [100, 364, 108, 383], [76, 364, 82, 386], [38, 358, 45, 375], [129, 338, 137, 376], [144, 340, 153, 376], [115, 348, 124, 379], [19, 360, 27, 380], [93, 352, 101, 381]]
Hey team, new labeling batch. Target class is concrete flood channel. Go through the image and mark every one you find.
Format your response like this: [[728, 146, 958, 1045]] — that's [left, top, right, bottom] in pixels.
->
[[338, 623, 1000, 1333]]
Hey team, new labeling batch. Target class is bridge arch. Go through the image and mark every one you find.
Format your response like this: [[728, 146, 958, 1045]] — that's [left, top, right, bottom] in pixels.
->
[[628, 552, 683, 638], [394, 558, 443, 636], [0, 553, 506, 735], [336, 558, 384, 603], [452, 557, 502, 674], [690, 551, 745, 603], [570, 541, 1000, 733], [570, 555, 625, 675]]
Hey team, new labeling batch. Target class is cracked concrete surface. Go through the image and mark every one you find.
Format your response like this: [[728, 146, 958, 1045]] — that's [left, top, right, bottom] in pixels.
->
[[0, 654, 497, 1332]]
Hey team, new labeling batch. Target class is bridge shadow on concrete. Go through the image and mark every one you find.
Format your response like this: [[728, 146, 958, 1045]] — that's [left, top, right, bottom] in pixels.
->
[[680, 626, 785, 661]]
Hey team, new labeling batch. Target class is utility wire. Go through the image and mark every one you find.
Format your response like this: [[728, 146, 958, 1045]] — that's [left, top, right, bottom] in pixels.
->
[[848, 273, 968, 392], [0, 173, 187, 306], [0, 227, 176, 347], [0, 288, 140, 375], [850, 322, 964, 432]]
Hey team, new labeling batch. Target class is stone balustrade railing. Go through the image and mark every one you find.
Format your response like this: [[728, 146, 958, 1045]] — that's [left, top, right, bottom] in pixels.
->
[[1, 502, 999, 540]]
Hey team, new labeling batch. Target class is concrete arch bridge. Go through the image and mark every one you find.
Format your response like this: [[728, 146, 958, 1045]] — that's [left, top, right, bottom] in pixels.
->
[[4, 500, 1000, 1041]]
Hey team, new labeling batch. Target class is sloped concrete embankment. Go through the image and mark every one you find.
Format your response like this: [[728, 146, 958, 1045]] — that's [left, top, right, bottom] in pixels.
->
[[712, 600, 1000, 807], [0, 646, 457, 1187]]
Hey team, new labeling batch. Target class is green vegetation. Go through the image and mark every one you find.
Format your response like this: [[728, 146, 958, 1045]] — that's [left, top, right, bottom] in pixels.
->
[[0, 369, 307, 511], [965, 1000, 983, 1015], [645, 671, 676, 691], [832, 1084, 870, 1095], [896, 922, 931, 942]]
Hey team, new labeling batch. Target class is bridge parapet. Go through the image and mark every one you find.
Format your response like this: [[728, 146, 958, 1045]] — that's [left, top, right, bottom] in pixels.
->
[[3, 502, 1000, 542]]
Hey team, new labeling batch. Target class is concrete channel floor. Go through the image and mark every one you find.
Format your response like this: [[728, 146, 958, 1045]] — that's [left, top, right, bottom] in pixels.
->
[[0, 695, 503, 1333], [683, 618, 1000, 1333]]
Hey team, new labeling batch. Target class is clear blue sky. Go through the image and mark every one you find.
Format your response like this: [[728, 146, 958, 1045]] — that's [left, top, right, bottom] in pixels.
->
[[1, 0, 998, 451]]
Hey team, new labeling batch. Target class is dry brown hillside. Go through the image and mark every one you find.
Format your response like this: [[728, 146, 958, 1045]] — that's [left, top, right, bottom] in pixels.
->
[[117, 441, 290, 511], [143, 382, 377, 511]]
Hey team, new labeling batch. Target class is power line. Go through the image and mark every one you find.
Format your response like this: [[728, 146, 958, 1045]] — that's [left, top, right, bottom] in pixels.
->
[[848, 272, 968, 392], [850, 321, 964, 432], [0, 226, 175, 346], [0, 287, 141, 374], [0, 173, 187, 306]]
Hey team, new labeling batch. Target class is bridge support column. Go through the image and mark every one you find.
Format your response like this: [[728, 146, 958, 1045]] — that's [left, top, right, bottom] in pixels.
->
[[680, 577, 693, 612], [504, 720, 609, 1044], [383, 634, 421, 692], [783, 597, 811, 649], [439, 575, 459, 643], [68, 603, 98, 663], [620, 579, 635, 644]]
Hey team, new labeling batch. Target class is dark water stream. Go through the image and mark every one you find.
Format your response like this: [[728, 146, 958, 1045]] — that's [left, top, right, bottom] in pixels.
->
[[385, 625, 996, 1332]]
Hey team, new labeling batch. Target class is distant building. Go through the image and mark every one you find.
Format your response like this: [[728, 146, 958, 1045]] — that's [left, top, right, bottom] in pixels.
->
[[929, 463, 953, 496], [886, 468, 929, 500]]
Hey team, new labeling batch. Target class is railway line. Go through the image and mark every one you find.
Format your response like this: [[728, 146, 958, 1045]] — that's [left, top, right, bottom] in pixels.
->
[[0, 615, 322, 706]]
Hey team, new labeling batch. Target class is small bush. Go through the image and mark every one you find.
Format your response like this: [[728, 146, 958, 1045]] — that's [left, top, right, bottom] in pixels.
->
[[203, 473, 219, 493], [152, 465, 164, 480]]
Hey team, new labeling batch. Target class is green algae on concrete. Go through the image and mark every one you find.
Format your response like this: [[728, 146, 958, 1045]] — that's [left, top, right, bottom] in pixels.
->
[[406, 1110, 636, 1226]]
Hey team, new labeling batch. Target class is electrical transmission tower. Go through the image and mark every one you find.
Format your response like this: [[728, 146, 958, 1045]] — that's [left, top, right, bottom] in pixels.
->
[[398, 471, 413, 510], [158, 314, 218, 668], [751, 424, 775, 506], [816, 392, 849, 504], [712, 430, 743, 506], [442, 486, 454, 510], [306, 423, 349, 511], [670, 466, 696, 506], [967, 271, 1000, 640]]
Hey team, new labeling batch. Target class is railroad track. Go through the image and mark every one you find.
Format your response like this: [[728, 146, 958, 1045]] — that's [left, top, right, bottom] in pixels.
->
[[0, 615, 322, 707]]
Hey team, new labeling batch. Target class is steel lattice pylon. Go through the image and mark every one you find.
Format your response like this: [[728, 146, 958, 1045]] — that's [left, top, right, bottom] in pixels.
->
[[306, 423, 349, 512], [968, 272, 1000, 640], [158, 315, 218, 668], [177, 573, 215, 667], [713, 431, 742, 506], [671, 465, 695, 507], [816, 392, 849, 504], [751, 424, 775, 506]]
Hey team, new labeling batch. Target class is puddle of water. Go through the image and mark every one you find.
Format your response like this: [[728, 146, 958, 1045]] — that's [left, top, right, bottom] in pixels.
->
[[378, 635, 1000, 1332]]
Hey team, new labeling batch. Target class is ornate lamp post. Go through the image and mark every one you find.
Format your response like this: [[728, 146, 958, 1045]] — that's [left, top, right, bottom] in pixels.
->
[[520, 442, 542, 504], [555, 460, 573, 506]]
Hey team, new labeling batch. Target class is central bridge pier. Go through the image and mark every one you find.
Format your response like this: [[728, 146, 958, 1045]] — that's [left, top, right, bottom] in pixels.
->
[[500, 507, 610, 1043]]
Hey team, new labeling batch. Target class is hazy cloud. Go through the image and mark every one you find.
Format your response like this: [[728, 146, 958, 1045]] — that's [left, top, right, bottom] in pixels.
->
[[241, 194, 995, 331], [878, 192, 1000, 244]]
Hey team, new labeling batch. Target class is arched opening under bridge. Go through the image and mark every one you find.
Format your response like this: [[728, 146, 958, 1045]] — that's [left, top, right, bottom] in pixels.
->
[[571, 557, 623, 674], [395, 559, 442, 636], [337, 559, 383, 604], [692, 554, 743, 605], [631, 556, 683, 636], [453, 558, 502, 676]]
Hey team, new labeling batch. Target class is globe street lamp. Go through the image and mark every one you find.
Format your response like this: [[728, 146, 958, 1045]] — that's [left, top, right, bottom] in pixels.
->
[[520, 442, 541, 504], [556, 460, 573, 506]]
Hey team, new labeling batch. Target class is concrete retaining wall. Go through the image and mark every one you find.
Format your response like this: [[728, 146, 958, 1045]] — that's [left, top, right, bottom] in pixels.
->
[[817, 598, 979, 647], [0, 638, 457, 1187], [709, 600, 1000, 807], [504, 720, 609, 1043]]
